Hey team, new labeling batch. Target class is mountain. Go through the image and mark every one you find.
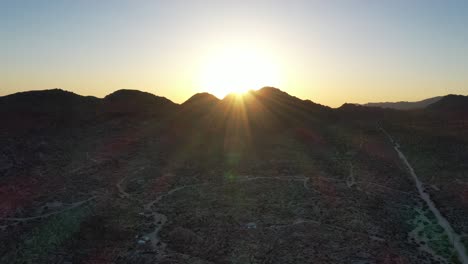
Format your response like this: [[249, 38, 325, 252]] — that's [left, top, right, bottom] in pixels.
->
[[181, 92, 219, 108], [252, 87, 330, 113], [0, 89, 101, 131], [363, 96, 442, 110], [173, 93, 221, 141], [178, 92, 219, 118], [103, 89, 177, 116], [421, 94, 468, 120], [223, 87, 330, 123], [0, 88, 100, 115], [426, 94, 468, 112]]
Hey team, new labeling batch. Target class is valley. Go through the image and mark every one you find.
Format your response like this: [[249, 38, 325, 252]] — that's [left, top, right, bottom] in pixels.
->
[[0, 88, 467, 263]]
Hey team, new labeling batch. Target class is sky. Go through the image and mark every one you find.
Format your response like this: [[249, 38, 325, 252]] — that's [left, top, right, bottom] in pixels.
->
[[1, 0, 468, 107]]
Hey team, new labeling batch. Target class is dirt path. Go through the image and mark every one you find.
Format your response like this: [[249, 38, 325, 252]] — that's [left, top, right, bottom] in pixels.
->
[[0, 196, 96, 222], [117, 176, 130, 199], [138, 174, 381, 256], [141, 183, 208, 255], [380, 126, 468, 264]]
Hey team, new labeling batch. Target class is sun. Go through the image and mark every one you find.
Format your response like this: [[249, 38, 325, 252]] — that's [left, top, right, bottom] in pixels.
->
[[199, 47, 282, 98]]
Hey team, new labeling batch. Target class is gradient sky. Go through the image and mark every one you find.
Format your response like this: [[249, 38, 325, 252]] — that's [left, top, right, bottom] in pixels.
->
[[1, 0, 467, 106]]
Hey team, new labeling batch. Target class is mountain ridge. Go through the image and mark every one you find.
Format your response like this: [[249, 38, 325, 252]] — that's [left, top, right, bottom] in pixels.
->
[[363, 96, 443, 110], [1, 88, 467, 115]]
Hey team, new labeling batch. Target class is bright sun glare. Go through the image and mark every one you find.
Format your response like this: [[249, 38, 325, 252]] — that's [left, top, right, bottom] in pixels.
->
[[199, 47, 282, 98]]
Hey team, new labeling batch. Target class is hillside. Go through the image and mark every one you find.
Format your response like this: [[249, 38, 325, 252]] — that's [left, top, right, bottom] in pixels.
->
[[426, 94, 468, 113]]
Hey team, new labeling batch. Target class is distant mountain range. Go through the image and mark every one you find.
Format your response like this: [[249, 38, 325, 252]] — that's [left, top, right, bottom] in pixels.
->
[[362, 96, 443, 110]]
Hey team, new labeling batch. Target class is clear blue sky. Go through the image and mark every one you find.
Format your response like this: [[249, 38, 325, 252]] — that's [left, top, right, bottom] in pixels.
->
[[1, 0, 467, 106]]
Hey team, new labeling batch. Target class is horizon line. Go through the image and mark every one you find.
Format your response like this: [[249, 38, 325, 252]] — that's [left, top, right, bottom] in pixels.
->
[[0, 86, 466, 109]]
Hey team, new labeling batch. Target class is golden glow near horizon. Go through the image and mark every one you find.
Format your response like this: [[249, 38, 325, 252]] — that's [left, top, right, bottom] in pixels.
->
[[2, 2, 468, 107], [198, 47, 283, 99]]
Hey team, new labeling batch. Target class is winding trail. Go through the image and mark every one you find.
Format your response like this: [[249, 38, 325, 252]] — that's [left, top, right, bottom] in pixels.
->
[[139, 174, 396, 258], [138, 174, 378, 255], [142, 183, 208, 254], [138, 177, 317, 254], [380, 126, 468, 264], [117, 176, 130, 199], [346, 163, 356, 188], [0, 196, 96, 222]]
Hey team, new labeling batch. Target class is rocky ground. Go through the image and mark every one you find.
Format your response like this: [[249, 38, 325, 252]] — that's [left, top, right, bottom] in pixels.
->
[[1, 88, 467, 263]]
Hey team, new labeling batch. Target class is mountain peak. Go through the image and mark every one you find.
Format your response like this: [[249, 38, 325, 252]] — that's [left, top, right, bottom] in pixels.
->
[[105, 89, 160, 100], [0, 88, 99, 113], [426, 94, 468, 113], [103, 89, 176, 116], [182, 92, 219, 107], [255, 86, 283, 95]]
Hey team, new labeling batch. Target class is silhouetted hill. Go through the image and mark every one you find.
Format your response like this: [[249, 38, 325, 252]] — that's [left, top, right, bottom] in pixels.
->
[[222, 87, 328, 122], [103, 89, 177, 116], [4, 88, 465, 129], [0, 89, 180, 133], [425, 94, 468, 118], [173, 93, 220, 129], [255, 87, 330, 113], [364, 96, 442, 110], [181, 93, 219, 108], [426, 94, 468, 111], [0, 89, 101, 131], [0, 89, 100, 115], [335, 103, 405, 123], [337, 103, 383, 118]]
